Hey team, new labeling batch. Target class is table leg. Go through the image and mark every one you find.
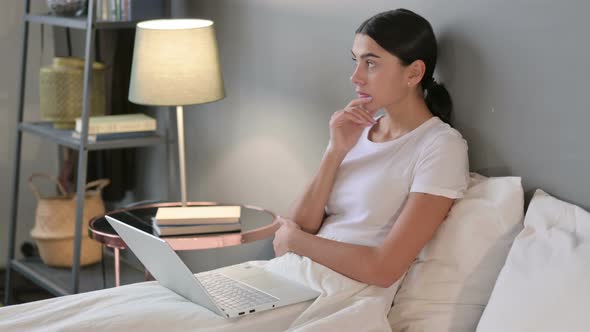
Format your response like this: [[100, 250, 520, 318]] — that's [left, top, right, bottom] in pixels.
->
[[101, 245, 106, 289], [114, 247, 120, 287]]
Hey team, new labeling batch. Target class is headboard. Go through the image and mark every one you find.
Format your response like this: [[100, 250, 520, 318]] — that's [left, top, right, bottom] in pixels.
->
[[430, 1, 590, 210]]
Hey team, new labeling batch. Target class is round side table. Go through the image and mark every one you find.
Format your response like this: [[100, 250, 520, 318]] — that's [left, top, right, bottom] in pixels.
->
[[88, 202, 280, 287]]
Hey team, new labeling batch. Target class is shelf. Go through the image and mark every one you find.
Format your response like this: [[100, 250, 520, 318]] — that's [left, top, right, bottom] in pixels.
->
[[25, 13, 141, 30], [5, 2, 171, 304], [10, 256, 146, 296], [19, 122, 166, 151]]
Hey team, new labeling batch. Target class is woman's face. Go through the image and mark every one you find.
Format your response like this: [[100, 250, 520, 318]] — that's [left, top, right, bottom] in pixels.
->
[[350, 34, 414, 112]]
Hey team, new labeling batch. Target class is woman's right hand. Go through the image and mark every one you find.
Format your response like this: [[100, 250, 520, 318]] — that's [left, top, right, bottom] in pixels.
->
[[328, 97, 377, 156]]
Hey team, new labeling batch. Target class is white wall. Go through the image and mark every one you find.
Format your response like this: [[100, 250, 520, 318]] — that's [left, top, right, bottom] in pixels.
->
[[1, 1, 59, 267]]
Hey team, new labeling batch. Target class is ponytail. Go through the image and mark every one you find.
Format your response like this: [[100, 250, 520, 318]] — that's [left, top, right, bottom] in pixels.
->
[[423, 77, 453, 125]]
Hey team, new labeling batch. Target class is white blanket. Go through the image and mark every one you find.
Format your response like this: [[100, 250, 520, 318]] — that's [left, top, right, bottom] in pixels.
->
[[0, 254, 400, 332]]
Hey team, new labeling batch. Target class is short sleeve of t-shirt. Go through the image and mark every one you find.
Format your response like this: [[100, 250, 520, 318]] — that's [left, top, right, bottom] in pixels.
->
[[410, 132, 469, 199]]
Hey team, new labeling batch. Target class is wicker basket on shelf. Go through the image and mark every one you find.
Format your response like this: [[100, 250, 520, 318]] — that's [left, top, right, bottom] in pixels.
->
[[40, 57, 107, 129], [28, 173, 109, 267]]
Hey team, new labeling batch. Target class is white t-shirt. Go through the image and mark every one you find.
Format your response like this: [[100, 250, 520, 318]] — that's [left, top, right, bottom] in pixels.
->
[[317, 116, 469, 247]]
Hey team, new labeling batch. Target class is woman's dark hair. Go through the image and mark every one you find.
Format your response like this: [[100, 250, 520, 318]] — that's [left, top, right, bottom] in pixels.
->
[[356, 9, 453, 124]]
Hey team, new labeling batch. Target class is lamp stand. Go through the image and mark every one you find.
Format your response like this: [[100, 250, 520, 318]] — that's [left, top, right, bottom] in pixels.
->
[[153, 105, 239, 227], [151, 105, 198, 224], [176, 105, 188, 207]]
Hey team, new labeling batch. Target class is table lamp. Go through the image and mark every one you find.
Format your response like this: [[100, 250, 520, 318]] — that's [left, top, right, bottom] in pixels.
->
[[128, 19, 225, 221]]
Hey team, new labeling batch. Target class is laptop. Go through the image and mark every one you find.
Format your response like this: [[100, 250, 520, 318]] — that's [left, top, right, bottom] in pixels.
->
[[106, 215, 319, 318]]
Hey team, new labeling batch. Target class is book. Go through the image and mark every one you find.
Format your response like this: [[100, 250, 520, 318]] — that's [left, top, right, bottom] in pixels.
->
[[109, 0, 118, 20], [75, 113, 157, 135], [72, 130, 156, 142], [95, 0, 109, 21], [121, 0, 132, 20], [152, 221, 242, 236], [96, 0, 133, 21], [115, 0, 121, 20], [153, 205, 241, 226]]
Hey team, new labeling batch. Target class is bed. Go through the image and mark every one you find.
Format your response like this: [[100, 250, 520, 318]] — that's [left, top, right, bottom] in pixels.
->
[[2, 173, 590, 332], [0, 255, 399, 332]]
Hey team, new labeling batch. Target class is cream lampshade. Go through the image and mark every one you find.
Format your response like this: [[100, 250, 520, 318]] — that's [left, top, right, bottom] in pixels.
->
[[129, 19, 224, 106], [129, 18, 225, 216]]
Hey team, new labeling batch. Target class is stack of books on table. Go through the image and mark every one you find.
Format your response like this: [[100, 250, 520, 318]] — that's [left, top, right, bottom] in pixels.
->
[[152, 205, 242, 237], [72, 113, 157, 142]]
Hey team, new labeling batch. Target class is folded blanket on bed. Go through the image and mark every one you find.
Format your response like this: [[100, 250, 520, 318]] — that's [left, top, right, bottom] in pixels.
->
[[0, 253, 400, 332]]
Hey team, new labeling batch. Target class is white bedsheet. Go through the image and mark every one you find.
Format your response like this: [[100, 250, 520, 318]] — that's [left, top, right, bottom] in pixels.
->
[[0, 253, 400, 332]]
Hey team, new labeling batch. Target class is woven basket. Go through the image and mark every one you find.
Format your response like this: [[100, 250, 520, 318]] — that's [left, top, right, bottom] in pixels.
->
[[28, 173, 110, 267], [40, 57, 107, 129]]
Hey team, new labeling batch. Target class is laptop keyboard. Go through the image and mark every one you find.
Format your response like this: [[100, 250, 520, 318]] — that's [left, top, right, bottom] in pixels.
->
[[197, 272, 279, 311]]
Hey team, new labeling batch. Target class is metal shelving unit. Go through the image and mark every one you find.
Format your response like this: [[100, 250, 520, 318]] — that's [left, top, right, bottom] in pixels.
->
[[19, 122, 166, 150], [12, 255, 145, 296], [25, 13, 144, 30], [4, 0, 168, 304]]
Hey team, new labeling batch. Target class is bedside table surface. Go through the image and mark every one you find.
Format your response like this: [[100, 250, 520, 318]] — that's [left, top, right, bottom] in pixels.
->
[[88, 202, 279, 251]]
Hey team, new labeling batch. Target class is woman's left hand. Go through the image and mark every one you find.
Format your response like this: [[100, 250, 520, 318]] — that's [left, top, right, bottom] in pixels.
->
[[273, 217, 301, 257]]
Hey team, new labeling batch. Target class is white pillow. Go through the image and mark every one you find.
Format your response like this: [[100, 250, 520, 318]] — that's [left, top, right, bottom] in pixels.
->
[[476, 189, 590, 332], [388, 173, 524, 332]]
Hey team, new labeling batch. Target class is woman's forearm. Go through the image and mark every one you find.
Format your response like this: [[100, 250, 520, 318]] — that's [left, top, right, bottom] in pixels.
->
[[288, 148, 346, 234], [289, 231, 394, 287]]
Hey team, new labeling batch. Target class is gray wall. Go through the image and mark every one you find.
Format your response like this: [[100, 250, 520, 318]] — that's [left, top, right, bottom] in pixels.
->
[[1, 1, 60, 268], [151, 0, 589, 272], [3, 0, 589, 272]]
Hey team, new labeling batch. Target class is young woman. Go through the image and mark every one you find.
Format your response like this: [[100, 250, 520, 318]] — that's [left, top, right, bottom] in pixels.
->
[[273, 9, 469, 288]]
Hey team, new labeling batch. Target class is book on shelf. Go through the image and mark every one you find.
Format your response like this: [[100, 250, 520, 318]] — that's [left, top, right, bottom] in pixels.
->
[[96, 0, 132, 21], [71, 130, 156, 142], [152, 221, 242, 237], [75, 113, 156, 135], [153, 205, 242, 226]]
